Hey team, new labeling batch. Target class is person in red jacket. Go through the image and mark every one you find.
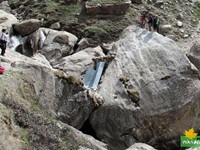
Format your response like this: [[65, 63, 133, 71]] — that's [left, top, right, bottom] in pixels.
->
[[0, 65, 5, 74], [140, 11, 148, 28]]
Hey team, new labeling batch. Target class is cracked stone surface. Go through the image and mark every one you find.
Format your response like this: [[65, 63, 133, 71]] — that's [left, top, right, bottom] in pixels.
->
[[90, 25, 200, 150]]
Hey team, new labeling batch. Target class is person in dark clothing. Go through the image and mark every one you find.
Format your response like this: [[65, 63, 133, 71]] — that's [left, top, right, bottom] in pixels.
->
[[140, 11, 148, 28], [153, 15, 160, 33], [147, 14, 154, 31], [0, 29, 9, 56]]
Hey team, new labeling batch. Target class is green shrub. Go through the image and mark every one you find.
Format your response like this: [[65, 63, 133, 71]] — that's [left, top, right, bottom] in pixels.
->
[[193, 2, 200, 19], [88, 0, 122, 4], [20, 129, 30, 146], [168, 2, 177, 12], [85, 26, 109, 40]]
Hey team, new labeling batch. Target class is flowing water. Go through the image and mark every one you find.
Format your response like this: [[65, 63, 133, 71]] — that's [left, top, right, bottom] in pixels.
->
[[8, 35, 21, 51]]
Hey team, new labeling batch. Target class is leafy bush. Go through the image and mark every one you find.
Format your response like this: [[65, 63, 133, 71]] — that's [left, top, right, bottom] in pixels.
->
[[193, 2, 200, 19], [84, 26, 109, 40], [88, 0, 122, 4]]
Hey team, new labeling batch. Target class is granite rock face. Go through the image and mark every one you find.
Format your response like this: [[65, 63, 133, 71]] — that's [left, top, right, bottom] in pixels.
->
[[187, 41, 200, 71], [0, 9, 18, 28], [126, 143, 155, 150], [0, 50, 106, 150], [85, 1, 131, 15], [90, 26, 200, 150], [54, 46, 105, 79], [13, 19, 41, 36], [16, 27, 78, 64]]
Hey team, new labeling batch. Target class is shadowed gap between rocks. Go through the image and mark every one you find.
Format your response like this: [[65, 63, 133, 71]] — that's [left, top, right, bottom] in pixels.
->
[[80, 118, 99, 140]]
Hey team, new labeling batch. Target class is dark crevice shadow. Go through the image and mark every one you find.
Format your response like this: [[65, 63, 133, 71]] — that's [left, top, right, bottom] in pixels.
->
[[80, 118, 99, 140]]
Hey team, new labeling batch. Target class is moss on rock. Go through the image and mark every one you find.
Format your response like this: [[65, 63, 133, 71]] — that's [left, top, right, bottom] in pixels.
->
[[54, 70, 83, 85], [127, 88, 140, 104]]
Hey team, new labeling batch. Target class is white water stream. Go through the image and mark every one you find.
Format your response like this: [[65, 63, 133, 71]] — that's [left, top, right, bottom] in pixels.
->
[[8, 35, 21, 51]]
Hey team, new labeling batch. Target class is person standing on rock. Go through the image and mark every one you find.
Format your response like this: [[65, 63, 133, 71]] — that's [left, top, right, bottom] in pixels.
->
[[147, 13, 154, 31], [0, 29, 9, 56], [140, 11, 148, 28], [153, 15, 160, 33]]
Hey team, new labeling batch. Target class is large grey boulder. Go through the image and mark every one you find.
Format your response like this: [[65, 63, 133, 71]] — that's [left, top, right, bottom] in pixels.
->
[[18, 27, 78, 64], [50, 22, 61, 30], [90, 26, 200, 150], [0, 10, 18, 29], [85, 1, 131, 15], [126, 143, 155, 150], [0, 50, 107, 150], [22, 29, 44, 56], [54, 46, 105, 79], [0, 49, 107, 150], [0, 49, 96, 130], [40, 28, 78, 65], [0, 1, 11, 13], [13, 19, 41, 36], [76, 38, 90, 52], [187, 41, 200, 71], [159, 24, 172, 34]]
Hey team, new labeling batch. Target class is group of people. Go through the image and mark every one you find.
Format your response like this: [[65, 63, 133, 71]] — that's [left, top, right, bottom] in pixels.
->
[[140, 11, 160, 33]]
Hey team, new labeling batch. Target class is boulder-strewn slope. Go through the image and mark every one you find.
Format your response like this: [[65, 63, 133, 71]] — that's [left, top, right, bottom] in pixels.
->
[[0, 50, 107, 150], [1, 4, 200, 150], [6, 0, 200, 45], [0, 11, 108, 149]]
